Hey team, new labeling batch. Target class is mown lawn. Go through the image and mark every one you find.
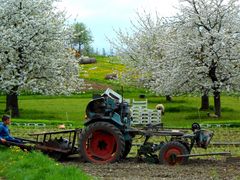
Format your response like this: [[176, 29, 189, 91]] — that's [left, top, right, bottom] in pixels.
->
[[147, 95, 240, 127], [0, 93, 239, 128]]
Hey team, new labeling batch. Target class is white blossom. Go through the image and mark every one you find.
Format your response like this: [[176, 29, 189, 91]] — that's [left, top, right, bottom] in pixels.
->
[[171, 0, 240, 95], [0, 0, 84, 95], [111, 0, 240, 97]]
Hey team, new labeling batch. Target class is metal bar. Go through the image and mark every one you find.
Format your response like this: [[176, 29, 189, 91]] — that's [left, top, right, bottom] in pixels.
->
[[72, 131, 77, 151], [43, 134, 46, 142], [134, 142, 240, 148], [14, 137, 38, 144], [5, 141, 26, 146], [177, 152, 231, 158], [131, 129, 185, 136], [28, 129, 77, 136], [35, 144, 71, 154], [69, 132, 72, 148], [4, 141, 34, 151], [210, 142, 240, 147]]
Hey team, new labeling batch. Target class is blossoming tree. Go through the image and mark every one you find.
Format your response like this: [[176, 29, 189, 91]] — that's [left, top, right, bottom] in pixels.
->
[[110, 12, 173, 98], [171, 0, 240, 116], [111, 0, 240, 117], [0, 0, 84, 117]]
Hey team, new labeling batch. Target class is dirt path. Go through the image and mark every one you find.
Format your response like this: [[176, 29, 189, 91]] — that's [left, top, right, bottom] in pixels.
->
[[64, 156, 240, 180]]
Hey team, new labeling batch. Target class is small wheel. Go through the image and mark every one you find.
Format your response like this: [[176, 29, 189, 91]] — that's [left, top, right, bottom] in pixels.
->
[[79, 122, 125, 163], [122, 140, 132, 159], [159, 141, 189, 165]]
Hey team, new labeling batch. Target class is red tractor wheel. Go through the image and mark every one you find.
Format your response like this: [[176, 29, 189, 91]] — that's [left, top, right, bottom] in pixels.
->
[[159, 141, 189, 165], [79, 122, 125, 163]]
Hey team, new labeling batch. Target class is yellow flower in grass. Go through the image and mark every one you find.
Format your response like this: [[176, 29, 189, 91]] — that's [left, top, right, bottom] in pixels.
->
[[10, 146, 21, 152]]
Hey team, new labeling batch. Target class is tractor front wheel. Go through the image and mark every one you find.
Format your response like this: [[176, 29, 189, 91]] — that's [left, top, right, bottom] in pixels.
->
[[159, 141, 189, 165], [79, 122, 125, 164]]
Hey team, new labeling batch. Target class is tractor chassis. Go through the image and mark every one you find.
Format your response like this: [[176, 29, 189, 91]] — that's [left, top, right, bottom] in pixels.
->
[[126, 126, 231, 165], [3, 125, 231, 165]]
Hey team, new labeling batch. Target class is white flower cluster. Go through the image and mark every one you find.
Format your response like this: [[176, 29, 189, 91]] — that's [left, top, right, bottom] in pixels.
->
[[0, 0, 84, 95], [111, 0, 240, 96]]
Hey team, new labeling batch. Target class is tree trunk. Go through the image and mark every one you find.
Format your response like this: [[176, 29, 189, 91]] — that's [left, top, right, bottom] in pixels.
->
[[166, 95, 172, 102], [78, 42, 81, 55], [213, 91, 221, 117], [5, 92, 20, 117], [200, 94, 209, 110]]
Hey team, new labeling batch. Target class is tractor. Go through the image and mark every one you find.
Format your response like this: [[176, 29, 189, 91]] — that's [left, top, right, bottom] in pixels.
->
[[78, 88, 227, 165], [79, 88, 133, 163]]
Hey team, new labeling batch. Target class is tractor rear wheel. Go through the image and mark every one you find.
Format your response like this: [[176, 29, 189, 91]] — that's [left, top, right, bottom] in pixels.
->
[[79, 122, 125, 163], [159, 141, 189, 165]]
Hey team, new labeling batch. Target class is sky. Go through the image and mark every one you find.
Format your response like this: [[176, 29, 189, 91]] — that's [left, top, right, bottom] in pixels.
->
[[57, 0, 179, 54]]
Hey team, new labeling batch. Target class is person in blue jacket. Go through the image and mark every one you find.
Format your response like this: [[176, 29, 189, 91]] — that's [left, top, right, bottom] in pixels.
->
[[0, 115, 21, 144]]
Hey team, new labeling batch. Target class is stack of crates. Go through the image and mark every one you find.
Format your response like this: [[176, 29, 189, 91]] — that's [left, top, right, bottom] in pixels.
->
[[131, 99, 162, 125]]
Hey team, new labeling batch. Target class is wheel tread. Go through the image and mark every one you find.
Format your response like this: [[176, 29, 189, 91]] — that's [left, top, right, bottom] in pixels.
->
[[79, 122, 125, 163], [159, 141, 189, 165]]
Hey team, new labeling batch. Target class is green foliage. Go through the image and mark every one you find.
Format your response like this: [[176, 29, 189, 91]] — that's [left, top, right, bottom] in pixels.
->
[[72, 22, 93, 55], [0, 146, 92, 180]]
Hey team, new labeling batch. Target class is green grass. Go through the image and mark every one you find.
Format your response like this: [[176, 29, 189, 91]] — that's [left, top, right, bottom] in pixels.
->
[[0, 56, 239, 179], [155, 95, 240, 127], [0, 93, 239, 129], [80, 56, 125, 86], [0, 146, 92, 180], [0, 95, 91, 127]]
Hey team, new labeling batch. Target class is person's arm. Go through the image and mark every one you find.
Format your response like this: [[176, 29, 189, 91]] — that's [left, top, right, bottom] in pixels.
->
[[4, 126, 15, 140], [2, 126, 21, 143]]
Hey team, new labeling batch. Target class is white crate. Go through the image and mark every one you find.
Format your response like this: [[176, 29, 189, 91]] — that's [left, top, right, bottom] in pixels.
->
[[132, 99, 148, 109], [131, 99, 161, 125]]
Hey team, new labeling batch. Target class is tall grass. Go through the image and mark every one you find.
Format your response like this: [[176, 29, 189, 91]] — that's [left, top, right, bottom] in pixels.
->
[[0, 146, 92, 180]]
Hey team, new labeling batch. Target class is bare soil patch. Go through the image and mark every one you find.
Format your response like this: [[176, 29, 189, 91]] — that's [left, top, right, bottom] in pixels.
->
[[64, 156, 240, 180], [83, 81, 113, 91]]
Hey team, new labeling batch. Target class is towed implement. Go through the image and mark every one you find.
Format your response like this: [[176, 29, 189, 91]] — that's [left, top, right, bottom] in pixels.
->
[[2, 89, 232, 165]]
